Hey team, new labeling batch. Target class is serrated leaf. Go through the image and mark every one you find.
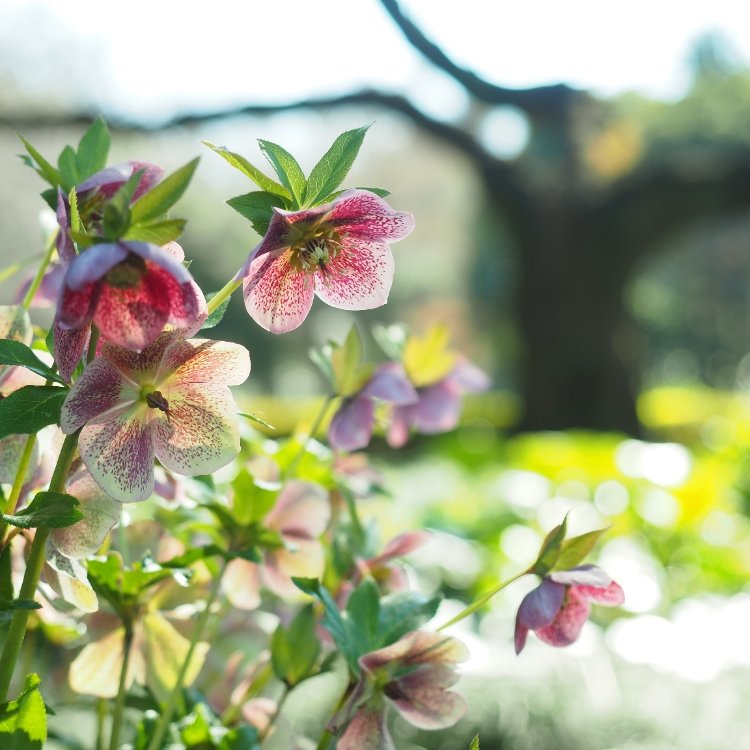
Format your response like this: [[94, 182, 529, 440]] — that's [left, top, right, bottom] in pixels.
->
[[0, 386, 67, 439], [469, 735, 480, 750], [123, 218, 187, 244], [201, 291, 231, 330], [238, 412, 275, 430], [0, 673, 47, 748], [130, 158, 199, 224], [227, 191, 285, 236], [0, 341, 66, 385], [2, 491, 82, 530], [17, 136, 61, 187], [75, 117, 110, 181], [68, 187, 81, 234], [257, 140, 306, 207], [554, 528, 607, 571], [303, 125, 369, 207], [202, 141, 289, 199], [57, 145, 80, 190]]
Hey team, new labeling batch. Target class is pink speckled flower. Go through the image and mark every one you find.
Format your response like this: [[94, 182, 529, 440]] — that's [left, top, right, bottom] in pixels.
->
[[60, 332, 250, 502], [243, 190, 414, 334], [337, 631, 467, 750], [514, 564, 624, 654]]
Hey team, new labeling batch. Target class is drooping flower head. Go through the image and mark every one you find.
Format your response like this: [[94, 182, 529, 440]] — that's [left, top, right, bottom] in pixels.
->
[[243, 190, 414, 333], [60, 332, 251, 502], [337, 630, 468, 750], [514, 564, 624, 653]]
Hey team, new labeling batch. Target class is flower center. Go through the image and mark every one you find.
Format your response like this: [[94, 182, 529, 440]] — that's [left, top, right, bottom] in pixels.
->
[[105, 254, 147, 289], [287, 222, 343, 274], [143, 388, 171, 422]]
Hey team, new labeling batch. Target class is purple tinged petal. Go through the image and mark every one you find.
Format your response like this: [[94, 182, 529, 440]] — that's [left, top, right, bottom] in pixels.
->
[[328, 397, 376, 452], [516, 579, 566, 630], [100, 332, 174, 381], [122, 241, 193, 285], [15, 263, 66, 308], [337, 705, 393, 750], [65, 244, 128, 290], [535, 588, 592, 648], [53, 322, 91, 382], [449, 359, 491, 392], [360, 631, 468, 674], [361, 362, 418, 405], [61, 357, 139, 434], [388, 679, 467, 730], [264, 480, 330, 538], [313, 238, 394, 311], [369, 531, 431, 566], [514, 621, 529, 655], [329, 189, 415, 242], [549, 564, 612, 588], [55, 189, 76, 265], [411, 380, 462, 433], [159, 338, 251, 387], [55, 283, 98, 331], [386, 405, 411, 448], [77, 161, 163, 199]]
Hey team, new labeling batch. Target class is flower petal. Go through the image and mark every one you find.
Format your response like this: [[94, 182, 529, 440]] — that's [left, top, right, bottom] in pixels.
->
[[328, 396, 376, 452], [329, 189, 415, 242], [151, 382, 240, 477], [264, 538, 326, 598], [55, 189, 76, 265], [122, 241, 193, 285], [369, 531, 431, 566], [222, 558, 262, 610], [65, 243, 128, 290], [15, 262, 66, 309], [264, 480, 330, 538], [450, 359, 491, 392], [0, 305, 32, 347], [0, 435, 38, 484], [574, 580, 625, 606], [69, 628, 132, 698], [243, 248, 315, 334], [411, 380, 462, 433], [361, 362, 418, 405], [55, 283, 98, 331], [159, 338, 251, 387], [535, 588, 592, 647], [313, 239, 394, 311], [361, 631, 467, 674], [386, 405, 411, 448], [389, 679, 466, 730], [61, 356, 138, 434], [516, 579, 566, 630], [549, 564, 611, 588], [53, 321, 91, 382], [100, 332, 174, 380], [44, 542, 99, 613], [78, 407, 155, 502], [337, 705, 394, 750]]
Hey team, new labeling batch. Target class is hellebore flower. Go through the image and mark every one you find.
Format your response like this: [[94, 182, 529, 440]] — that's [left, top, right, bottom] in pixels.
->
[[243, 190, 414, 334], [337, 630, 467, 750], [514, 564, 624, 654], [222, 480, 331, 609], [60, 332, 251, 503], [328, 362, 418, 452], [387, 358, 490, 448]]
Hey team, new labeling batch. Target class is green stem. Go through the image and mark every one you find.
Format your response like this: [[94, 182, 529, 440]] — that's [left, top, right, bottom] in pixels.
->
[[21, 230, 58, 310], [315, 727, 334, 750], [436, 569, 529, 631], [314, 684, 352, 750], [87, 325, 101, 364], [0, 430, 80, 701], [96, 698, 108, 750], [108, 624, 134, 750], [220, 662, 273, 726], [146, 560, 228, 750], [0, 434, 38, 545], [206, 277, 243, 316], [286, 395, 335, 477], [259, 686, 289, 744]]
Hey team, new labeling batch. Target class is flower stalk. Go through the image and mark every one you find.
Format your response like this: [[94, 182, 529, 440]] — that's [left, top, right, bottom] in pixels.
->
[[108, 623, 134, 750]]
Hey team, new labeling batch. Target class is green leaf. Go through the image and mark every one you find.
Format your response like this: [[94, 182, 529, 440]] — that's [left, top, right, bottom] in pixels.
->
[[238, 412, 275, 430], [57, 146, 80, 191], [219, 726, 260, 750], [227, 191, 285, 236], [0, 386, 67, 439], [130, 158, 199, 224], [230, 470, 279, 526], [271, 604, 320, 686], [330, 326, 371, 397], [554, 528, 607, 571], [376, 591, 441, 646], [303, 125, 370, 207], [532, 515, 569, 577], [0, 341, 66, 385], [308, 345, 336, 387], [202, 141, 289, 199], [257, 140, 306, 207], [0, 546, 12, 602], [2, 492, 82, 530], [0, 673, 47, 749], [345, 579, 381, 654], [75, 117, 110, 181], [201, 292, 231, 331], [123, 218, 187, 244], [469, 735, 480, 750], [68, 187, 81, 235], [17, 136, 61, 187], [0, 600, 41, 612]]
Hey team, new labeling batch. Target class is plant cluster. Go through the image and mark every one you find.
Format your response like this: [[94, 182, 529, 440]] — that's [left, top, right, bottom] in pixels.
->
[[0, 120, 623, 749]]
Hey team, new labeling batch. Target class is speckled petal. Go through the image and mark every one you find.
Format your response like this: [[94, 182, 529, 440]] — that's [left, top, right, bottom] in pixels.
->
[[264, 480, 330, 538], [61, 356, 138, 434], [52, 469, 121, 558], [313, 238, 393, 311], [243, 248, 315, 334], [535, 587, 592, 648], [151, 382, 240, 477], [53, 321, 91, 382], [65, 244, 128, 290], [56, 282, 99, 331], [329, 189, 415, 242], [574, 580, 625, 606], [159, 338, 251, 387], [361, 631, 468, 674], [222, 558, 261, 610], [337, 705, 393, 750], [328, 396, 375, 452], [78, 407, 155, 503], [389, 675, 466, 730], [122, 241, 193, 285], [100, 332, 174, 381]]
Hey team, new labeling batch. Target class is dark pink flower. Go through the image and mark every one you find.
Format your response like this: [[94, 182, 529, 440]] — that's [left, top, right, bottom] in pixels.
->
[[60, 332, 250, 502], [514, 564, 624, 654], [328, 362, 417, 451], [243, 190, 414, 333], [387, 359, 490, 448], [337, 630, 467, 750]]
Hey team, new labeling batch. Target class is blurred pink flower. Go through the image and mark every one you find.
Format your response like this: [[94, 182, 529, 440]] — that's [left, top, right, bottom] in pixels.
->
[[60, 332, 250, 502], [328, 362, 417, 451], [242, 190, 414, 333], [514, 564, 624, 653], [387, 359, 490, 448], [337, 630, 467, 750]]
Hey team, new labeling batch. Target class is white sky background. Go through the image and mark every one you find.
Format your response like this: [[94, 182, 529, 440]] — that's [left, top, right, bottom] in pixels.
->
[[2, 0, 750, 123]]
